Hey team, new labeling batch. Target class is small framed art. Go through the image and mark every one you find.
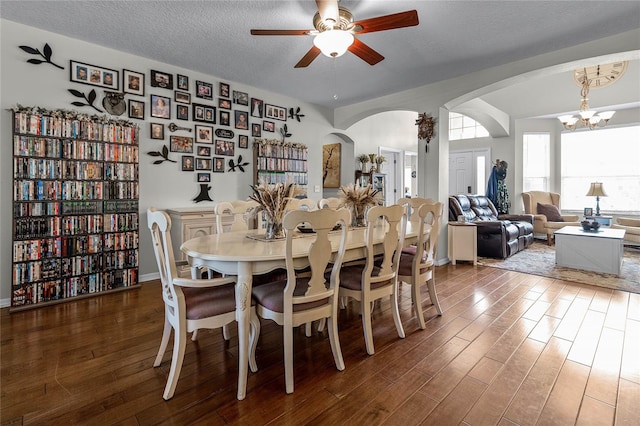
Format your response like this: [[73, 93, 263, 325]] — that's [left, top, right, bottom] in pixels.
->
[[196, 158, 212, 170], [170, 135, 193, 153], [182, 155, 194, 171], [584, 207, 593, 216], [174, 91, 191, 104], [213, 157, 225, 172], [215, 140, 234, 156], [250, 98, 263, 118], [233, 90, 249, 106], [128, 99, 144, 119], [150, 123, 164, 140], [150, 94, 171, 119], [265, 104, 287, 121], [219, 82, 230, 98], [235, 110, 249, 130], [195, 125, 213, 143], [193, 103, 215, 123], [176, 104, 189, 121], [123, 69, 144, 96], [197, 145, 211, 156], [263, 120, 275, 132], [252, 123, 261, 137], [196, 81, 213, 100], [219, 98, 231, 109], [219, 110, 230, 126], [150, 70, 173, 89], [70, 60, 119, 90], [177, 74, 189, 90], [238, 134, 248, 149], [197, 173, 210, 182]]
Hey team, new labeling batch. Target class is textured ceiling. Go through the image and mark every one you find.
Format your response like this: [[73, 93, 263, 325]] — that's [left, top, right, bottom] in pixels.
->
[[2, 0, 640, 109]]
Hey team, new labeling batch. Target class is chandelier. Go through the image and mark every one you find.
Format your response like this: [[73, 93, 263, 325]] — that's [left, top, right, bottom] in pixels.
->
[[558, 70, 615, 131]]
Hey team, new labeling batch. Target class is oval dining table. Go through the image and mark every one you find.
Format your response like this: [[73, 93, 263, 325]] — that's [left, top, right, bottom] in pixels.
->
[[180, 221, 426, 400]]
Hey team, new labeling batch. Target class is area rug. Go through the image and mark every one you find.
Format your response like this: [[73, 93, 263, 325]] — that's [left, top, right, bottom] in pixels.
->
[[477, 241, 640, 294]]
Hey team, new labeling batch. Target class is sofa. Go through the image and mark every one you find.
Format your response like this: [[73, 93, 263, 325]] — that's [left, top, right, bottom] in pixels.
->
[[612, 217, 640, 245], [449, 195, 534, 259]]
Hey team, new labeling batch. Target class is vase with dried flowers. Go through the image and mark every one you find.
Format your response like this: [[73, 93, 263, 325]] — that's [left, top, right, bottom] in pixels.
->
[[368, 154, 377, 173], [374, 155, 386, 173], [248, 178, 304, 239], [338, 181, 382, 227], [357, 154, 370, 171]]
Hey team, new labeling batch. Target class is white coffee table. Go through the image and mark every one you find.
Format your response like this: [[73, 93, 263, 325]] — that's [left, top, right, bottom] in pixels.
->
[[554, 226, 626, 275]]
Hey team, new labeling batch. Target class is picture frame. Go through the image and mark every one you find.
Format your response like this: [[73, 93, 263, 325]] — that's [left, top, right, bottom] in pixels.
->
[[238, 134, 248, 149], [218, 98, 231, 109], [176, 104, 189, 121], [234, 110, 249, 130], [195, 125, 213, 143], [219, 82, 230, 98], [250, 98, 263, 118], [196, 80, 213, 100], [252, 123, 261, 137], [215, 139, 234, 156], [150, 94, 171, 119], [265, 103, 287, 121], [213, 157, 225, 172], [182, 155, 194, 171], [322, 143, 341, 188], [232, 90, 249, 106], [174, 90, 191, 104], [196, 158, 212, 171], [262, 120, 275, 132], [197, 172, 210, 182], [128, 99, 145, 120], [150, 70, 173, 89], [584, 207, 593, 216], [177, 74, 189, 90], [70, 60, 119, 90], [123, 69, 144, 96], [192, 103, 216, 123], [219, 110, 230, 126], [197, 145, 211, 156], [150, 123, 164, 140], [169, 135, 193, 153]]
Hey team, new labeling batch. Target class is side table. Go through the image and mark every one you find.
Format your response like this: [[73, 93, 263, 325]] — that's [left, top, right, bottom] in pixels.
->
[[448, 222, 477, 265]]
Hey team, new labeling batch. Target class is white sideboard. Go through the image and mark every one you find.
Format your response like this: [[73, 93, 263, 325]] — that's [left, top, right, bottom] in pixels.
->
[[167, 207, 217, 262]]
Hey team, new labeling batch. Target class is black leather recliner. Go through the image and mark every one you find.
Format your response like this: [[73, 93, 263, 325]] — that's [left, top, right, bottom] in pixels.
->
[[449, 195, 534, 259]]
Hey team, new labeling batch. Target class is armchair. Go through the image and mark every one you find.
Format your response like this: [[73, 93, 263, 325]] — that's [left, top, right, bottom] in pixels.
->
[[612, 217, 640, 244], [521, 191, 580, 245]]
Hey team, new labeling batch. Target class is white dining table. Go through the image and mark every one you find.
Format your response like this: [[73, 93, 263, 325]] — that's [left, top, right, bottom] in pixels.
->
[[180, 221, 425, 400]]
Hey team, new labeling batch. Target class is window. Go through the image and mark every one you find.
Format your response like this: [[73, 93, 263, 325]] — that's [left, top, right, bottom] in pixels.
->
[[523, 133, 550, 192], [449, 112, 489, 140], [561, 125, 640, 213]]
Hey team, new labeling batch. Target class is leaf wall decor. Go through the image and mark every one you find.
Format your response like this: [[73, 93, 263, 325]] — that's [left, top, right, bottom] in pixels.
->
[[68, 88, 103, 113], [19, 43, 64, 69], [279, 124, 292, 143], [228, 155, 249, 172], [147, 145, 176, 164], [288, 107, 305, 122]]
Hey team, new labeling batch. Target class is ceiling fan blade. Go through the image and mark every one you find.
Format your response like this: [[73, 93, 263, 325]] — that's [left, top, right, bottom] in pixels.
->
[[353, 10, 419, 34], [250, 29, 310, 36], [348, 38, 384, 66], [315, 0, 339, 24], [295, 46, 322, 68]]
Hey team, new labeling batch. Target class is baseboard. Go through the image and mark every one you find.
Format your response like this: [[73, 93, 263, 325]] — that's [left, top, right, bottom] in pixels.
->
[[140, 272, 160, 283], [0, 298, 10, 308]]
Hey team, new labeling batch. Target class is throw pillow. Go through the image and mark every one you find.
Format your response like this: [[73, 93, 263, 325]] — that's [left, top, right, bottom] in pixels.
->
[[537, 203, 563, 222]]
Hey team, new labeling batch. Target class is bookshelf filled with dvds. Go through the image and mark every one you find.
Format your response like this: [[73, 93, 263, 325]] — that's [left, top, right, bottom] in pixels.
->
[[253, 139, 308, 193], [11, 108, 140, 310]]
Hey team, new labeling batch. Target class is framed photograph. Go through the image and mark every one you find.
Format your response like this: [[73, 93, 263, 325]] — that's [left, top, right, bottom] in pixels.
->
[[182, 155, 194, 171], [169, 135, 193, 153], [219, 110, 230, 126], [197, 145, 211, 156], [218, 98, 231, 109], [197, 172, 210, 182], [213, 157, 225, 172], [233, 90, 249, 106], [176, 104, 189, 121], [177, 74, 189, 90], [150, 94, 171, 119], [192, 103, 216, 123], [215, 139, 234, 156], [123, 69, 144, 96], [174, 91, 191, 104], [584, 207, 593, 216], [252, 123, 261, 137], [128, 99, 145, 119], [262, 120, 275, 132], [196, 157, 212, 171], [150, 70, 173, 89], [70, 60, 119, 90], [150, 123, 164, 140], [219, 82, 230, 98], [250, 98, 263, 118], [238, 134, 248, 149], [265, 104, 287, 121], [195, 125, 213, 143], [235, 110, 249, 130], [196, 80, 213, 100]]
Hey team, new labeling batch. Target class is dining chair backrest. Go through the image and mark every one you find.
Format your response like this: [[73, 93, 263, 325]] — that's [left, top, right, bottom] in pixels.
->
[[398, 197, 436, 227], [215, 200, 259, 233], [285, 197, 316, 213], [318, 197, 341, 210], [416, 201, 444, 264], [147, 207, 180, 307], [364, 204, 407, 283]]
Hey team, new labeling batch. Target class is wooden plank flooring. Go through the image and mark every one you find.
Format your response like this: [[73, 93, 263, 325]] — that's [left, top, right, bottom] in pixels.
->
[[2, 263, 639, 425]]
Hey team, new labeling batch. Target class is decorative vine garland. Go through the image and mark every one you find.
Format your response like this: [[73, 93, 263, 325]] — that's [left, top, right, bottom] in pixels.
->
[[11, 104, 137, 127], [252, 138, 306, 149]]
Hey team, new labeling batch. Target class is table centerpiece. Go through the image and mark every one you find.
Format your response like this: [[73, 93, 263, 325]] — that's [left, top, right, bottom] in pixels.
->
[[248, 178, 303, 240]]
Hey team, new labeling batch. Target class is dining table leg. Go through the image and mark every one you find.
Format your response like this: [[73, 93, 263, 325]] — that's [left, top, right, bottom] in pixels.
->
[[235, 261, 253, 400]]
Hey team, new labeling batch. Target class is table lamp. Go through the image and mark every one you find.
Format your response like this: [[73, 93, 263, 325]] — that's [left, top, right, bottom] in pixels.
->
[[586, 182, 607, 216]]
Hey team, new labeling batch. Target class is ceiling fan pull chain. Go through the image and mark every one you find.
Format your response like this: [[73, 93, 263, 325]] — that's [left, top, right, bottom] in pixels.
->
[[332, 57, 339, 100]]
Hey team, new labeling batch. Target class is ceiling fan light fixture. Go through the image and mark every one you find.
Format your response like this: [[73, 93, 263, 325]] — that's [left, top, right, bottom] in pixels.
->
[[313, 29, 354, 58]]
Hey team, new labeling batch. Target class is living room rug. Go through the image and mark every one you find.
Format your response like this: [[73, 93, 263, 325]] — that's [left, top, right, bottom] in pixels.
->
[[477, 241, 640, 294]]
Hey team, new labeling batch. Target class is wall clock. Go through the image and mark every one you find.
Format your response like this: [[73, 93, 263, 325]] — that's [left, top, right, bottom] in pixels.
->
[[573, 61, 628, 89]]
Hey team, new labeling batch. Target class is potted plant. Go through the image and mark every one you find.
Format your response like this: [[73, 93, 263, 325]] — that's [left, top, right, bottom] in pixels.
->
[[357, 154, 370, 171]]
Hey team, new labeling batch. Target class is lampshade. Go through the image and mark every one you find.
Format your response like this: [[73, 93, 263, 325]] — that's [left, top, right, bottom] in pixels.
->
[[313, 30, 354, 58], [586, 182, 607, 197]]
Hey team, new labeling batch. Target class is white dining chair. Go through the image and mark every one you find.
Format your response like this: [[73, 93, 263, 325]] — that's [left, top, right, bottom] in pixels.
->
[[214, 199, 260, 233], [318, 197, 341, 210]]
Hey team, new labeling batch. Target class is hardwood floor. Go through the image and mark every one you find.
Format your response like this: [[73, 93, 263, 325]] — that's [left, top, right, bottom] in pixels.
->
[[2, 264, 639, 425]]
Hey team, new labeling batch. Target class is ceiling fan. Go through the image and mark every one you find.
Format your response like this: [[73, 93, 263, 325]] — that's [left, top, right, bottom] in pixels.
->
[[250, 0, 418, 68]]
